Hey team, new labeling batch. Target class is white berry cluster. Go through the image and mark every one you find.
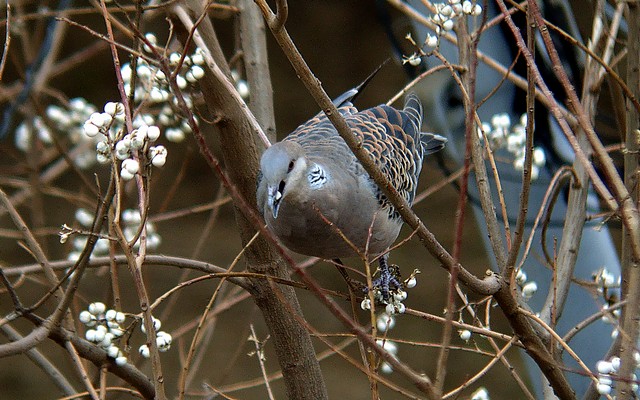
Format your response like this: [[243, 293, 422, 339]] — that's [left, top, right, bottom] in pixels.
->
[[13, 32, 204, 175], [515, 268, 537, 301], [360, 270, 419, 314], [401, 1, 482, 68], [138, 316, 173, 358], [591, 267, 621, 337], [121, 34, 204, 143], [121, 208, 161, 249], [479, 113, 547, 180], [83, 101, 167, 181], [595, 355, 639, 395], [124, 34, 205, 104], [78, 302, 128, 366], [63, 208, 161, 262], [431, 0, 482, 34], [15, 98, 100, 169], [593, 267, 619, 295], [79, 303, 173, 364], [471, 387, 490, 400], [371, 313, 400, 374]]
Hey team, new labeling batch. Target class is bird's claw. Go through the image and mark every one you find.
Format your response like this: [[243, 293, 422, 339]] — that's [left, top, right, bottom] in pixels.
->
[[364, 262, 405, 304]]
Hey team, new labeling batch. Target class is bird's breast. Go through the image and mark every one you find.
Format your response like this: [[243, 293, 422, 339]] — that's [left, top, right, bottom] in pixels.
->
[[265, 175, 402, 259]]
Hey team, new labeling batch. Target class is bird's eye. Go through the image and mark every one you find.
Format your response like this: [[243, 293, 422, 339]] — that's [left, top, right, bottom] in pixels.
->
[[287, 160, 295, 172]]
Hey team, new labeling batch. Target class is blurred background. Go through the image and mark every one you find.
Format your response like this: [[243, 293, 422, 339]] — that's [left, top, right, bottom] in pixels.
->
[[0, 0, 623, 398]]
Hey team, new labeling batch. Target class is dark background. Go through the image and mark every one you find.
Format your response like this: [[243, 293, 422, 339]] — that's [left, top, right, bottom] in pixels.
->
[[0, 1, 565, 398]]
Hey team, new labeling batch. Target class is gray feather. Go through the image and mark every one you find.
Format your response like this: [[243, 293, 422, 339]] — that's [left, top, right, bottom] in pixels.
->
[[256, 93, 446, 259]]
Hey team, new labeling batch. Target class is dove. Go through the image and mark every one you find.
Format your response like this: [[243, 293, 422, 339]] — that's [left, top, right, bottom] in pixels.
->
[[257, 87, 446, 302]]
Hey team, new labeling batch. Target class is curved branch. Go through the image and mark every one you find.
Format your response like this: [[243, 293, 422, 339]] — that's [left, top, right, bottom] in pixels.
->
[[272, 0, 288, 32], [48, 325, 155, 400], [0, 325, 75, 396], [252, 0, 500, 297], [167, 3, 329, 398], [5, 255, 250, 289]]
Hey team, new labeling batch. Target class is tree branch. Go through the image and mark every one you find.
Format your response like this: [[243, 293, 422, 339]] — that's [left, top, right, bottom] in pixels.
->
[[167, 3, 329, 398], [254, 0, 501, 297], [618, 1, 640, 397]]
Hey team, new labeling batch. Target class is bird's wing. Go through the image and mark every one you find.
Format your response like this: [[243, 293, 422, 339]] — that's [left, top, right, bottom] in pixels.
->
[[284, 95, 443, 214]]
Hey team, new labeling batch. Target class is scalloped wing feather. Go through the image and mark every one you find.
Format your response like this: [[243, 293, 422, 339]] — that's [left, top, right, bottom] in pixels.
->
[[283, 94, 444, 217]]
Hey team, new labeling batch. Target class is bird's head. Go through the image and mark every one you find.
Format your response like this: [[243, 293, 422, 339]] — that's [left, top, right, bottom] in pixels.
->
[[259, 141, 308, 219]]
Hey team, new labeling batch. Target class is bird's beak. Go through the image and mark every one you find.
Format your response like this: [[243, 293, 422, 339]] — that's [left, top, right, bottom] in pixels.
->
[[268, 184, 283, 218]]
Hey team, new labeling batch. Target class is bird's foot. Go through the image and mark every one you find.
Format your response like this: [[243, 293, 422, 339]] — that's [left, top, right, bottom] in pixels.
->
[[362, 255, 415, 313], [370, 262, 403, 304]]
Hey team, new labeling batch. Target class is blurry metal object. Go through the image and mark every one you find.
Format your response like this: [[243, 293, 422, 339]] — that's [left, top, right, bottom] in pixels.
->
[[377, 0, 622, 397]]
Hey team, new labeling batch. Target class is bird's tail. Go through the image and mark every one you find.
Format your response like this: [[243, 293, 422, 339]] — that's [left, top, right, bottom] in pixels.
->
[[422, 132, 447, 155], [332, 59, 390, 107], [403, 93, 447, 155]]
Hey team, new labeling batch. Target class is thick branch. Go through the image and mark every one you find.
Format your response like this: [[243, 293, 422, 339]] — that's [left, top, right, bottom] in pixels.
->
[[618, 2, 640, 398], [48, 325, 155, 399], [168, 3, 328, 398], [239, 0, 276, 140]]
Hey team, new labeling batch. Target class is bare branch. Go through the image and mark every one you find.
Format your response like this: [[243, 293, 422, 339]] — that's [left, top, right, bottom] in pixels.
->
[[618, 1, 640, 397], [254, 0, 500, 297], [0, 324, 75, 396]]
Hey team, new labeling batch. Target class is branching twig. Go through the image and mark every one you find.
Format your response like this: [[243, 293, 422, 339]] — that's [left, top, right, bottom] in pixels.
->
[[177, 231, 261, 399], [526, 0, 640, 260], [65, 340, 99, 400], [0, 176, 114, 358], [618, 1, 640, 397], [538, 0, 623, 330], [248, 324, 276, 400], [0, 324, 75, 396]]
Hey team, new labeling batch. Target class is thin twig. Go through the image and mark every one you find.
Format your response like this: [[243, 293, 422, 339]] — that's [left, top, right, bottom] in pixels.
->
[[248, 324, 276, 400], [562, 300, 625, 345], [505, 2, 535, 278], [0, 0, 10, 81], [443, 337, 518, 399], [0, 324, 75, 396], [0, 188, 60, 290], [520, 309, 599, 387], [527, 0, 640, 259], [516, 166, 574, 272], [65, 341, 99, 400], [177, 231, 261, 399]]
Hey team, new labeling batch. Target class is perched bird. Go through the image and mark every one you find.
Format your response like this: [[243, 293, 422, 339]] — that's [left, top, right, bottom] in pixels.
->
[[257, 88, 446, 301]]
